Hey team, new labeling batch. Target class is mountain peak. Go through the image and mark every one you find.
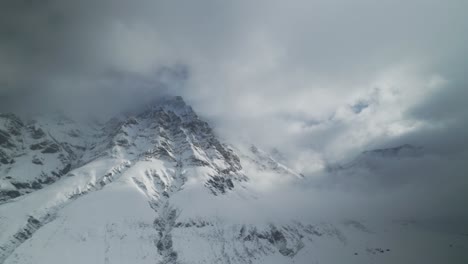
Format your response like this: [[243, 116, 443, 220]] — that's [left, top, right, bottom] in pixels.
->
[[129, 95, 196, 123], [361, 144, 423, 158], [0, 96, 313, 264], [0, 95, 248, 203], [326, 144, 425, 172]]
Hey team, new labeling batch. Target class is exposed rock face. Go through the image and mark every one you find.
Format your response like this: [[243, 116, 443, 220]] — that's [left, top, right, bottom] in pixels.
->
[[131, 99, 247, 195], [0, 113, 90, 202]]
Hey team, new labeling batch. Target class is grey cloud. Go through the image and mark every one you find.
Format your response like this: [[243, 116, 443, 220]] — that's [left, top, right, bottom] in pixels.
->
[[0, 0, 467, 227]]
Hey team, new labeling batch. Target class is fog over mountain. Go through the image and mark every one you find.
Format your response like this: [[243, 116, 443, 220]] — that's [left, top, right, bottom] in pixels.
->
[[0, 0, 467, 263]]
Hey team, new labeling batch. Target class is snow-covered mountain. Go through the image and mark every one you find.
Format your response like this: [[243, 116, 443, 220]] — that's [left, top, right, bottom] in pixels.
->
[[0, 97, 466, 264], [325, 144, 425, 172]]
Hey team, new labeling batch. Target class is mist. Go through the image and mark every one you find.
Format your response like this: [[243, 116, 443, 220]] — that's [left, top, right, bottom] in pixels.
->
[[1, 0, 467, 231]]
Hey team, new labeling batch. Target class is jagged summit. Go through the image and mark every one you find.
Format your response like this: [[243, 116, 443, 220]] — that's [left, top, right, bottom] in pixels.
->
[[121, 96, 196, 122], [140, 96, 192, 114]]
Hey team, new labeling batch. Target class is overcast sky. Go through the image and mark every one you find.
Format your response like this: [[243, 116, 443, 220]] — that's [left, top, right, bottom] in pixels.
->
[[1, 0, 467, 225]]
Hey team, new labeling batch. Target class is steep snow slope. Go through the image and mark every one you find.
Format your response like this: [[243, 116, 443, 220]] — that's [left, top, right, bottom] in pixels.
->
[[0, 113, 98, 201], [0, 97, 467, 264]]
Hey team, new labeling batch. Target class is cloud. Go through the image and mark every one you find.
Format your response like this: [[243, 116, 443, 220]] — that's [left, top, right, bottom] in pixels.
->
[[0, 0, 467, 226]]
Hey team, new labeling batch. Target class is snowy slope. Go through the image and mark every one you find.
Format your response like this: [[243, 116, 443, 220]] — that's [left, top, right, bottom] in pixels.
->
[[0, 113, 97, 201], [0, 97, 467, 264]]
